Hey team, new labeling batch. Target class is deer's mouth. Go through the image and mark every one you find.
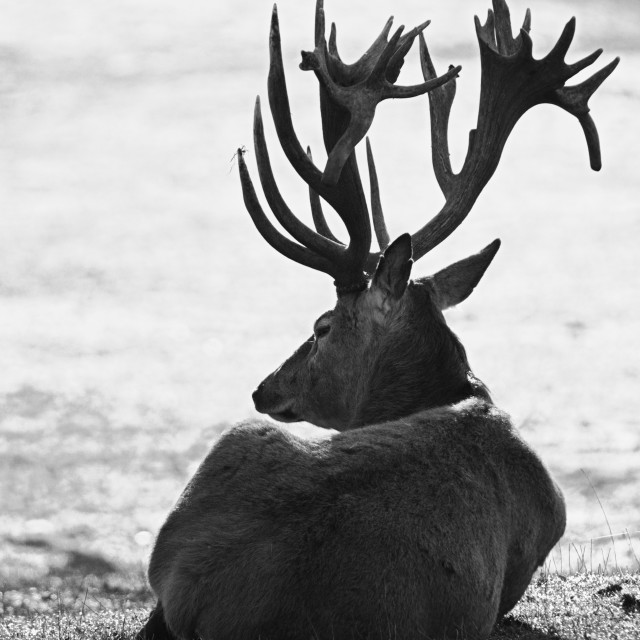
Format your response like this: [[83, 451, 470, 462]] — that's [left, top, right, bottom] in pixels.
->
[[268, 407, 301, 423], [253, 386, 300, 422]]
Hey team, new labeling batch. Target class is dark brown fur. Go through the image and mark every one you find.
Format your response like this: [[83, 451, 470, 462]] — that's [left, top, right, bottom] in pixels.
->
[[145, 402, 564, 640], [139, 238, 566, 640]]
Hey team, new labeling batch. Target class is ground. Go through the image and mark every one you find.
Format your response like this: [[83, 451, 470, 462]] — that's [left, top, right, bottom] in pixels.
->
[[1, 573, 640, 639]]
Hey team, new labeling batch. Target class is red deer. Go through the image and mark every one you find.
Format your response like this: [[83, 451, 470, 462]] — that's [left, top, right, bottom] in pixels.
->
[[138, 1, 618, 638]]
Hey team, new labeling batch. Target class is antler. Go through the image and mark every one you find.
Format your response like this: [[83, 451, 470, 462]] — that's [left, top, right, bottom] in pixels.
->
[[411, 0, 619, 260], [300, 1, 460, 186], [238, 0, 618, 290], [239, 1, 457, 292]]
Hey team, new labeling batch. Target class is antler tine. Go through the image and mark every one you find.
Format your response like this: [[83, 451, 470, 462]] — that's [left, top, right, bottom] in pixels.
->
[[244, 4, 374, 290], [551, 55, 620, 170], [419, 34, 456, 199], [371, 25, 407, 78], [388, 63, 461, 100], [522, 8, 531, 34], [253, 97, 343, 260], [306, 146, 341, 243], [300, 11, 460, 186], [238, 150, 334, 276], [366, 138, 390, 251], [410, 1, 618, 261], [267, 6, 323, 191], [327, 16, 395, 85], [314, 0, 326, 51], [268, 6, 369, 212], [491, 0, 518, 56], [387, 20, 431, 83], [327, 15, 430, 86], [476, 10, 497, 51], [545, 17, 576, 64], [567, 48, 603, 77]]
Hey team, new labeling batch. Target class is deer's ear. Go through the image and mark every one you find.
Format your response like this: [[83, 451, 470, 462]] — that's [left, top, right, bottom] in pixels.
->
[[431, 239, 501, 310], [371, 234, 414, 301]]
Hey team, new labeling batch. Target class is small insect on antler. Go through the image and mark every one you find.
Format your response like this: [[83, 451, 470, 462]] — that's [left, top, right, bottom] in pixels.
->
[[238, 0, 618, 291]]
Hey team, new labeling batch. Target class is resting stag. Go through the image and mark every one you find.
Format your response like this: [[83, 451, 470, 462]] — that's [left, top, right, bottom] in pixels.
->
[[138, 1, 617, 638]]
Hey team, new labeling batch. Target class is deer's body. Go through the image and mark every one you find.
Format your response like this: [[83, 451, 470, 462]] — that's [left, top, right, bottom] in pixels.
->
[[137, 0, 616, 637], [143, 266, 566, 640], [149, 399, 564, 640]]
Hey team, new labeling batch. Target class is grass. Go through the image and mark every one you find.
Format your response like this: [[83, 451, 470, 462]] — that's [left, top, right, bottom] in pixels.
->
[[1, 570, 639, 639], [0, 573, 153, 640], [493, 572, 640, 639], [1, 484, 638, 639]]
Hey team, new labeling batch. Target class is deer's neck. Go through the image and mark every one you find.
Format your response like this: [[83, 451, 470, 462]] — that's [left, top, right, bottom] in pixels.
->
[[350, 329, 491, 428]]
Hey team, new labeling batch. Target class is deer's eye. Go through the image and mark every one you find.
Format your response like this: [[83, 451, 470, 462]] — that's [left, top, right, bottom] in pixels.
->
[[314, 324, 331, 339]]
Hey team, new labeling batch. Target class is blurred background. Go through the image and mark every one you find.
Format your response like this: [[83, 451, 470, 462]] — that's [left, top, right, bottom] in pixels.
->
[[0, 0, 638, 586]]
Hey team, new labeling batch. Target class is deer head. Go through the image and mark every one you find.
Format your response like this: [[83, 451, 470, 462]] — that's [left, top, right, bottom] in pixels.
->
[[253, 235, 500, 429], [239, 0, 618, 429]]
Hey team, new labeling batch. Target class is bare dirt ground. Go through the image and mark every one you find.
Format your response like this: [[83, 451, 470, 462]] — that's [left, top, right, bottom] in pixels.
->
[[0, 0, 639, 587]]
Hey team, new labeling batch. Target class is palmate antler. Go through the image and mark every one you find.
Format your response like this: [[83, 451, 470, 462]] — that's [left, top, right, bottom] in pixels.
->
[[238, 0, 618, 292], [415, 0, 619, 258]]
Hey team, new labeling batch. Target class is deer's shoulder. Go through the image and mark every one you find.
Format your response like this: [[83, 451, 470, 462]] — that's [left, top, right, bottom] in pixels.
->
[[344, 397, 513, 448]]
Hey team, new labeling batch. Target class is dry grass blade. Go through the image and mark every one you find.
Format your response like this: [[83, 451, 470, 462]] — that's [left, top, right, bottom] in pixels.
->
[[582, 468, 619, 571]]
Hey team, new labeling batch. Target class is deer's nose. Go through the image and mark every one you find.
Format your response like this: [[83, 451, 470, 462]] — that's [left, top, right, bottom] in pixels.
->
[[252, 383, 264, 409]]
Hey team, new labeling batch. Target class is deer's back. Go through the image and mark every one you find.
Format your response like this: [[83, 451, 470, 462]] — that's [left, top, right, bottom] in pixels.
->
[[149, 398, 565, 639]]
